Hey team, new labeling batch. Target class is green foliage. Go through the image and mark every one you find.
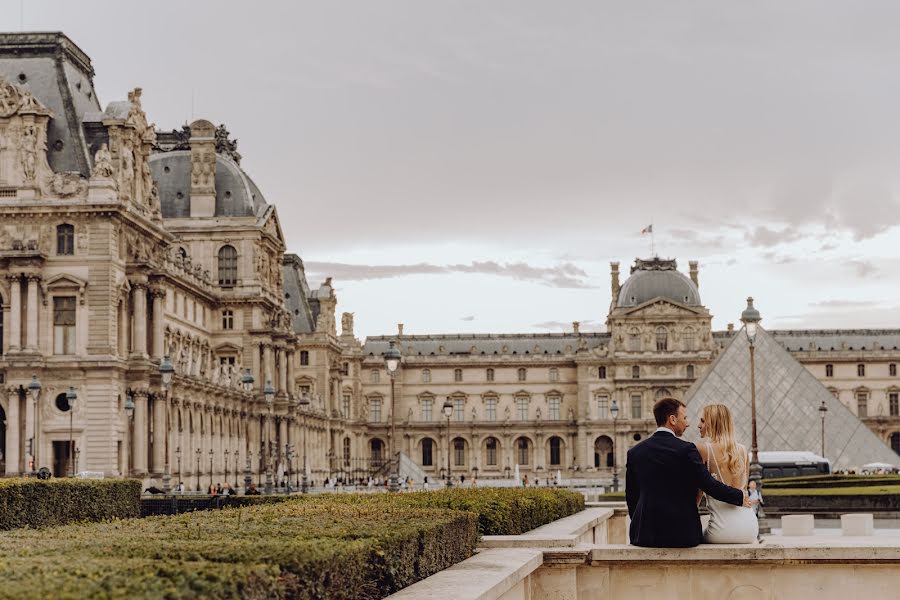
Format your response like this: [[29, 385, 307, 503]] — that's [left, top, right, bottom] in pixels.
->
[[597, 491, 626, 500], [764, 485, 900, 496], [765, 475, 900, 489], [0, 478, 140, 530]]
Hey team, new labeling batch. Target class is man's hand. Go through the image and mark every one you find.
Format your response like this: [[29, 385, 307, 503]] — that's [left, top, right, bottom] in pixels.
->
[[742, 490, 752, 509]]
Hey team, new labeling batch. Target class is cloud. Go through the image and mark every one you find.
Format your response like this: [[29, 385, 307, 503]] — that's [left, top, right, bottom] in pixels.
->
[[809, 300, 880, 309], [460, 315, 475, 321], [532, 319, 604, 332], [845, 260, 878, 278], [744, 226, 804, 248], [304, 261, 593, 288], [666, 228, 727, 250]]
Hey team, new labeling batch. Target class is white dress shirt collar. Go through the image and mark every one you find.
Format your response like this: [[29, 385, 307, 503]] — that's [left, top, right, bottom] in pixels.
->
[[654, 426, 676, 436]]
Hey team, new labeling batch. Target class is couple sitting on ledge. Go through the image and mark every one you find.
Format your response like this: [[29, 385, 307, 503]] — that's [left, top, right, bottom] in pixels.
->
[[626, 398, 758, 547]]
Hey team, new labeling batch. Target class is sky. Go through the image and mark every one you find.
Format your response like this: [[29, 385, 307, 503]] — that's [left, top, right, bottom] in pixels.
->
[[4, 1, 899, 338]]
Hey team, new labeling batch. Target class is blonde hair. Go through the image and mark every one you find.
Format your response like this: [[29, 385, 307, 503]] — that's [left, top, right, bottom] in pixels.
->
[[702, 404, 742, 476]]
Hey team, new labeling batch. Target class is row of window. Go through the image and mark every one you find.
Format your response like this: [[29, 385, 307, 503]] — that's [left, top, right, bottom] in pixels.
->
[[836, 390, 900, 418], [625, 326, 698, 352], [416, 436, 565, 467], [370, 364, 697, 384], [826, 363, 898, 378]]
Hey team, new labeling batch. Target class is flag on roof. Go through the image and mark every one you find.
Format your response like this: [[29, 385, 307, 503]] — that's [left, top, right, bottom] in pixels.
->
[[641, 224, 653, 235]]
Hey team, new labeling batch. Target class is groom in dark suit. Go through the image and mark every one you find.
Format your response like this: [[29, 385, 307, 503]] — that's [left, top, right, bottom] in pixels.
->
[[626, 397, 750, 547]]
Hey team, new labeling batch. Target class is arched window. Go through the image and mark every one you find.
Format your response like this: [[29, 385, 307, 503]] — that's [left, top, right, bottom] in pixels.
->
[[217, 245, 238, 286], [891, 364, 897, 377], [422, 369, 431, 383], [686, 364, 695, 379], [655, 388, 671, 400], [370, 438, 384, 464], [517, 368, 527, 382], [632, 365, 640, 379], [594, 436, 613, 468], [454, 368, 463, 382], [892, 432, 900, 456], [655, 326, 668, 351], [56, 224, 74, 255], [486, 368, 495, 382], [453, 438, 465, 466], [825, 364, 834, 377], [421, 438, 434, 466], [598, 366, 607, 379], [683, 327, 695, 351], [627, 328, 641, 352], [549, 437, 562, 466], [517, 438, 530, 465], [485, 437, 498, 466]]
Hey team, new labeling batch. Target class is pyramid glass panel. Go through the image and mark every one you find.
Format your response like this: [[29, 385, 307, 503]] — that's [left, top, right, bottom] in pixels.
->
[[683, 327, 898, 470]]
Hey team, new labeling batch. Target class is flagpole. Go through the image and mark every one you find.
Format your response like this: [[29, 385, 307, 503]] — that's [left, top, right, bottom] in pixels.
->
[[650, 220, 655, 257]]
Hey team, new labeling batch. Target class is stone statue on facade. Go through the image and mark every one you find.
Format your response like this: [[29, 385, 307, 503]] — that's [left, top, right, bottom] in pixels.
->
[[0, 79, 18, 117], [341, 312, 354, 336], [20, 124, 37, 181], [120, 140, 134, 199], [92, 143, 114, 178]]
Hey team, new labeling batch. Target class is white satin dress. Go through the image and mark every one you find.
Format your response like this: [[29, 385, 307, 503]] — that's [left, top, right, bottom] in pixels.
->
[[702, 443, 758, 544]]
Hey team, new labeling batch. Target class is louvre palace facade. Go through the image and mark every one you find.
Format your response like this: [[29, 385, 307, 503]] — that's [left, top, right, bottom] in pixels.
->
[[0, 32, 897, 489]]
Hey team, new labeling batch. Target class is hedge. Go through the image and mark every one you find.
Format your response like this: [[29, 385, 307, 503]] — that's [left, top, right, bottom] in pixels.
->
[[0, 478, 140, 530], [0, 498, 478, 599]]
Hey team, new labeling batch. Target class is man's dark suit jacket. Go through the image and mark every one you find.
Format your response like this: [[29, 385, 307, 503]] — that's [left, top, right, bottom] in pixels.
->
[[625, 430, 744, 547]]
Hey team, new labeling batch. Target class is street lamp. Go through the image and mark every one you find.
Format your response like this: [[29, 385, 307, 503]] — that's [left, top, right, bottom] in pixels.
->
[[383, 340, 402, 492], [195, 447, 202, 491], [159, 355, 175, 493], [298, 392, 310, 493], [264, 379, 275, 494], [66, 387, 77, 477], [610, 399, 620, 492], [819, 400, 828, 458], [741, 296, 769, 535], [442, 398, 453, 488], [174, 446, 181, 489], [125, 392, 135, 477], [209, 448, 214, 490], [241, 369, 254, 493], [284, 443, 293, 493], [27, 375, 41, 474], [224, 449, 230, 489]]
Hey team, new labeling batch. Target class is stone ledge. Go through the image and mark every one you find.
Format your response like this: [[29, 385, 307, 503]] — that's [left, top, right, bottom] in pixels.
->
[[386, 548, 543, 600], [480, 508, 614, 549], [591, 542, 900, 564]]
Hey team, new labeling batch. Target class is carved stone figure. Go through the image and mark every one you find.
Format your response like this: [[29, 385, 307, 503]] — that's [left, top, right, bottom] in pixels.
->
[[535, 406, 542, 421], [120, 140, 134, 198], [141, 159, 153, 204], [92, 143, 114, 178], [341, 312, 354, 335], [20, 124, 37, 181], [49, 172, 87, 198], [0, 79, 19, 117]]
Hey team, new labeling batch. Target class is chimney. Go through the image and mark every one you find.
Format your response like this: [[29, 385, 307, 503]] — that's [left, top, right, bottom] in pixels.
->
[[188, 119, 216, 217], [610, 262, 620, 305], [689, 261, 699, 287], [727, 323, 734, 333], [572, 321, 580, 334], [397, 323, 404, 337]]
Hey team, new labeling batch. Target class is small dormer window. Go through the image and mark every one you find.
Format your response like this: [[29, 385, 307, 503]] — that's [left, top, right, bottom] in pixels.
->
[[56, 224, 74, 255]]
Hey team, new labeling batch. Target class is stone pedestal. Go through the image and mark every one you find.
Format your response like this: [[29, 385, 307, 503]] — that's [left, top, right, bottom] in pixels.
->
[[781, 514, 815, 536], [841, 513, 874, 536]]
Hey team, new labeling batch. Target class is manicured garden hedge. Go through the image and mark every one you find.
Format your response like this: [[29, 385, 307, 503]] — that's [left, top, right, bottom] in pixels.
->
[[0, 497, 478, 599], [0, 478, 140, 530]]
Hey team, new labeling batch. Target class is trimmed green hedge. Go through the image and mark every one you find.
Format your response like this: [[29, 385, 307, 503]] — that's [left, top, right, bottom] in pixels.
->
[[0, 497, 478, 599], [765, 475, 900, 489], [764, 485, 900, 496], [0, 478, 140, 529]]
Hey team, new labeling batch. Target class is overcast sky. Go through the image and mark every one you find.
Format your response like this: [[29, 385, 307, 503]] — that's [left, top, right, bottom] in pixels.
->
[[5, 1, 899, 338]]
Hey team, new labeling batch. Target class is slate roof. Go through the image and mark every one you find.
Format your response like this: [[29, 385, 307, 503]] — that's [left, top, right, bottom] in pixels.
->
[[362, 333, 609, 357], [0, 32, 100, 176], [282, 254, 316, 334], [617, 262, 701, 307]]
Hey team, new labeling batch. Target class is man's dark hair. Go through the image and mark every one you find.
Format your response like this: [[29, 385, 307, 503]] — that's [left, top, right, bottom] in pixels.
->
[[653, 397, 685, 426]]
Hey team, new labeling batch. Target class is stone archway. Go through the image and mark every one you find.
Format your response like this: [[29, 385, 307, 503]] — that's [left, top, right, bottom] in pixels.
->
[[594, 435, 613, 468]]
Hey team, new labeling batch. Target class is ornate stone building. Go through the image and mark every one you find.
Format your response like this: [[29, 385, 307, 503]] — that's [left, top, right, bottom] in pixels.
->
[[0, 32, 347, 489]]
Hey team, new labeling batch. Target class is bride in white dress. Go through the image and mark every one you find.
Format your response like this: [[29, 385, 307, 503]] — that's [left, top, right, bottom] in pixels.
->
[[697, 404, 759, 543]]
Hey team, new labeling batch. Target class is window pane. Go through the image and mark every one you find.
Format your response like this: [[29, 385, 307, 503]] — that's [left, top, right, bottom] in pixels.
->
[[597, 395, 609, 419], [422, 399, 432, 421], [486, 399, 496, 421], [631, 394, 642, 418], [454, 398, 464, 422], [549, 397, 560, 420]]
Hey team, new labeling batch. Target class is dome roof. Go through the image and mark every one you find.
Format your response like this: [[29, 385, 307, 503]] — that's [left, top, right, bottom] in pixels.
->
[[149, 151, 268, 218], [617, 258, 701, 307]]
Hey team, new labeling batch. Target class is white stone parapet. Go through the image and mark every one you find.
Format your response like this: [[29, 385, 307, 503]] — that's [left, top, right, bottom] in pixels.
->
[[841, 513, 875, 536], [781, 514, 815, 536]]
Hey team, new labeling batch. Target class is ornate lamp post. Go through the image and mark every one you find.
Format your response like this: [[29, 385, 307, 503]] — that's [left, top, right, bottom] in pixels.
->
[[159, 355, 175, 493], [224, 449, 230, 489], [263, 380, 275, 494], [819, 400, 828, 459], [285, 443, 293, 493], [442, 398, 453, 488], [195, 447, 202, 491], [610, 399, 620, 492], [174, 446, 182, 489], [741, 297, 769, 535], [27, 375, 41, 473], [209, 448, 214, 490], [125, 392, 135, 477], [299, 392, 310, 493], [66, 387, 77, 477], [383, 341, 402, 492], [241, 369, 254, 493]]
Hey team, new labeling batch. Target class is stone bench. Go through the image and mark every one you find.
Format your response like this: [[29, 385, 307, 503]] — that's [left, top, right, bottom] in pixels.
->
[[480, 507, 615, 549]]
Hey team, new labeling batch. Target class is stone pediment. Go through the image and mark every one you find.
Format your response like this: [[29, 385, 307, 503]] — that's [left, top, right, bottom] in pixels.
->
[[260, 206, 285, 245], [212, 342, 242, 354], [41, 273, 88, 304], [617, 297, 705, 318]]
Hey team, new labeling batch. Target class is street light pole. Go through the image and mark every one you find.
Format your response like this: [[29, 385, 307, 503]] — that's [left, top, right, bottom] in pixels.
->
[[442, 398, 453, 488], [195, 448, 201, 491], [27, 375, 41, 474], [125, 392, 135, 477], [159, 356, 175, 493], [819, 400, 828, 458], [299, 392, 310, 493], [66, 387, 77, 477], [264, 380, 275, 494], [610, 399, 620, 492], [383, 341, 402, 492], [241, 369, 255, 493], [209, 448, 214, 490], [224, 449, 230, 488], [741, 297, 769, 536]]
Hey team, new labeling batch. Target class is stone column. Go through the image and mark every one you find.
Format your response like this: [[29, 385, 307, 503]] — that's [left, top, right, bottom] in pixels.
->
[[278, 417, 288, 472], [5, 388, 20, 475], [6, 276, 21, 352], [151, 288, 166, 360], [286, 351, 295, 398], [132, 391, 149, 475], [151, 393, 166, 475], [262, 344, 273, 387], [131, 282, 148, 357], [275, 347, 284, 394], [118, 298, 129, 357], [24, 389, 34, 472], [25, 275, 40, 352]]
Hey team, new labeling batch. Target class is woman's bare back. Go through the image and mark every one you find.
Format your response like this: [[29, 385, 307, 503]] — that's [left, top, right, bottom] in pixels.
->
[[698, 442, 747, 489]]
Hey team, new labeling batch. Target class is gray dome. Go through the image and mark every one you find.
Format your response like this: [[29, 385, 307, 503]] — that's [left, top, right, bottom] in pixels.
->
[[150, 151, 267, 218], [618, 262, 701, 307]]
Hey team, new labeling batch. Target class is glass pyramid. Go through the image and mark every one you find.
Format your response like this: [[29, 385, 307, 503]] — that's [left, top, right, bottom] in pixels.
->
[[683, 326, 898, 470]]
